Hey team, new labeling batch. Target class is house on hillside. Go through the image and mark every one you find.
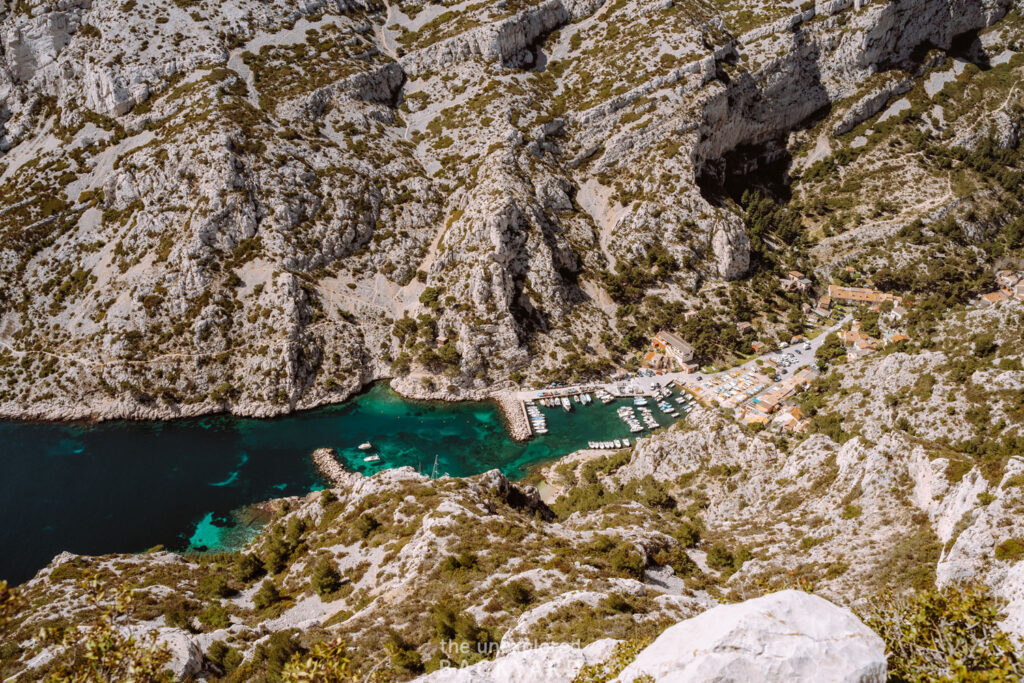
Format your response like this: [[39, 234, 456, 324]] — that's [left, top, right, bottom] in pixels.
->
[[997, 270, 1021, 288], [781, 272, 812, 293], [978, 268, 1024, 305], [773, 405, 809, 432], [839, 324, 879, 357], [794, 366, 820, 383], [979, 290, 1009, 306], [652, 330, 695, 365], [886, 333, 910, 345], [828, 285, 903, 306]]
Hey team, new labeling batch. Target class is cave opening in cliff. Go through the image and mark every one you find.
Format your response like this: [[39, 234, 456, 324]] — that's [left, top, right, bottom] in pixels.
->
[[948, 28, 990, 70], [695, 139, 794, 208], [901, 28, 990, 72]]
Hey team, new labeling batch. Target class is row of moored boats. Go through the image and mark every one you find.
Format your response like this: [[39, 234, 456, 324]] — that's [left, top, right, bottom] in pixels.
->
[[618, 405, 646, 433], [538, 392, 595, 412], [588, 438, 630, 450], [531, 384, 698, 439], [526, 404, 549, 434]]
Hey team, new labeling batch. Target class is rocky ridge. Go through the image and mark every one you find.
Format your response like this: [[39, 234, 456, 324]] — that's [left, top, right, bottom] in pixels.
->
[[0, 0, 1020, 418], [2, 301, 1022, 680]]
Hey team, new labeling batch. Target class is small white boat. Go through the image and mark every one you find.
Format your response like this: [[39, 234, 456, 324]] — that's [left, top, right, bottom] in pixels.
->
[[358, 442, 373, 451], [614, 439, 622, 448], [363, 454, 380, 463]]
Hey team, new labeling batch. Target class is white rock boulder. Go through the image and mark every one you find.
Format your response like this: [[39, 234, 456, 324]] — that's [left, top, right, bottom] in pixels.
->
[[618, 590, 886, 682], [413, 591, 885, 683]]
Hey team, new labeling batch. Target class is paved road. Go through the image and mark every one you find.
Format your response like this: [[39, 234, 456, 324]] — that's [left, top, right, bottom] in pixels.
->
[[517, 315, 850, 401]]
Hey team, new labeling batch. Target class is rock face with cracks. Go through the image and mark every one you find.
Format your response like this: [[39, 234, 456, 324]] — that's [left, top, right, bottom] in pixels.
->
[[0, 0, 1017, 418]]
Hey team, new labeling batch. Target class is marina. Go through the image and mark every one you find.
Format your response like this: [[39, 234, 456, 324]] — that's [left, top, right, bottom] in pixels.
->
[[510, 376, 698, 441], [0, 321, 841, 585], [0, 383, 679, 585]]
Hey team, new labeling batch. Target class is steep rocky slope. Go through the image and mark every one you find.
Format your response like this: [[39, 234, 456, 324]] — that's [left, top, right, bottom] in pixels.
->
[[0, 0, 1020, 418], [1, 300, 1021, 680]]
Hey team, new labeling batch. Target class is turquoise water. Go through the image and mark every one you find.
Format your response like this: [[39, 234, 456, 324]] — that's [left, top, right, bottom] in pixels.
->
[[0, 384, 679, 584]]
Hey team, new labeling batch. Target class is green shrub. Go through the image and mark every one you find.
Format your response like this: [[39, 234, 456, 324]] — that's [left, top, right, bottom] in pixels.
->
[[356, 513, 380, 539], [705, 542, 749, 576], [430, 600, 493, 656], [311, 557, 342, 596], [206, 640, 242, 674], [251, 629, 305, 681], [387, 630, 425, 674], [253, 579, 280, 610], [233, 552, 264, 583], [862, 584, 1022, 681], [996, 538, 1024, 562], [199, 601, 230, 630], [501, 580, 535, 608], [198, 573, 234, 599], [161, 595, 197, 631], [705, 543, 734, 571], [672, 520, 701, 548], [841, 504, 863, 519], [440, 552, 478, 573]]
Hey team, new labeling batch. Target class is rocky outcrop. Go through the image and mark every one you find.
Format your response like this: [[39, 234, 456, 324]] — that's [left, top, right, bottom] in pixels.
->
[[618, 591, 886, 682], [831, 75, 915, 136], [399, 0, 575, 76], [711, 218, 751, 280], [1, 6, 83, 83], [414, 591, 886, 683]]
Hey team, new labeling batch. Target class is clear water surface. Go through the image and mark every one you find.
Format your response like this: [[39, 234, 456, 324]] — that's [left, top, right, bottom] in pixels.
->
[[0, 383, 680, 584]]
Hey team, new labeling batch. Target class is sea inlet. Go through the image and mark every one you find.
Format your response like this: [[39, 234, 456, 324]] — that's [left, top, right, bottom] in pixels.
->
[[0, 383, 676, 584]]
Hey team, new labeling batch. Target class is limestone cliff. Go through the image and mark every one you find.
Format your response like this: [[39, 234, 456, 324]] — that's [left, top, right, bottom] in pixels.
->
[[0, 0, 1019, 418]]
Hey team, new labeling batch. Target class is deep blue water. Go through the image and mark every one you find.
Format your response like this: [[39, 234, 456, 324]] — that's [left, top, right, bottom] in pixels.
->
[[0, 384, 678, 585]]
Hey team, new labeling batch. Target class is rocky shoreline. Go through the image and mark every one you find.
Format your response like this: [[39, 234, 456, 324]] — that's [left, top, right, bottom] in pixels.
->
[[0, 379, 542, 459]]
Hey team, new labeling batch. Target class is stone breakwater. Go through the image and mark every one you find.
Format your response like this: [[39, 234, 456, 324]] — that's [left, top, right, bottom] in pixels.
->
[[311, 447, 352, 486], [493, 391, 532, 442]]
